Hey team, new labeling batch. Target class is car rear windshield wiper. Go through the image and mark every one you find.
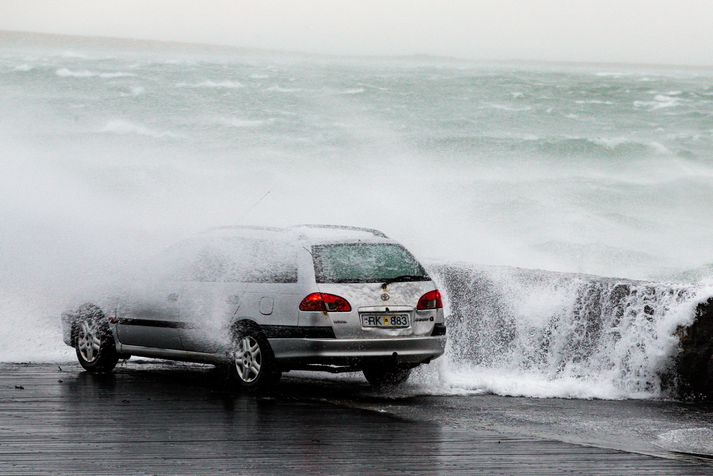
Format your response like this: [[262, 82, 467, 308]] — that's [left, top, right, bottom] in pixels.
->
[[381, 275, 429, 289]]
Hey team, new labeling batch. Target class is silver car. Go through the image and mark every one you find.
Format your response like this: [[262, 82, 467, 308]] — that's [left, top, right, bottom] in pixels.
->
[[61, 225, 447, 390]]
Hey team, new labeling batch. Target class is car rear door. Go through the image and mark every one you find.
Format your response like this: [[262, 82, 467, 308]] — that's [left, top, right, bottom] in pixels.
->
[[178, 281, 240, 353], [115, 281, 184, 349], [178, 237, 300, 353]]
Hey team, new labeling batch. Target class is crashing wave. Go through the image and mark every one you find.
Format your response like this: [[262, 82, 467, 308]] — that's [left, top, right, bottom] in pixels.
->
[[432, 263, 713, 399]]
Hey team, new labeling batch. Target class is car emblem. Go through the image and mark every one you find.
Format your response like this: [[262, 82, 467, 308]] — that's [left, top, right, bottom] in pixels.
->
[[380, 293, 390, 301]]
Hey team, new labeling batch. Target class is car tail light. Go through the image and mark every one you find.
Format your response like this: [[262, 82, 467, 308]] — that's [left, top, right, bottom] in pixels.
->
[[299, 293, 352, 312], [417, 290, 443, 310]]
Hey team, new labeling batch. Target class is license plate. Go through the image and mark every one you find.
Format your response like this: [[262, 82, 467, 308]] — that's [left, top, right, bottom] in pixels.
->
[[360, 313, 410, 328]]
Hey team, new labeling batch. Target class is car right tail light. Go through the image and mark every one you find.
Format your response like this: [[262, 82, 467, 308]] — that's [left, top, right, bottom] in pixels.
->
[[299, 293, 352, 312], [417, 290, 443, 310]]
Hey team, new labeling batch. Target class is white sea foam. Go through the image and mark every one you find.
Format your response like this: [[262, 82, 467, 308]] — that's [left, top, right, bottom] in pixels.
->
[[56, 68, 135, 79], [649, 141, 671, 154], [653, 94, 683, 109], [429, 266, 713, 400], [595, 71, 635, 78], [594, 138, 671, 155], [265, 85, 302, 93], [338, 87, 365, 95], [438, 367, 650, 399], [634, 94, 683, 111], [575, 99, 614, 105], [99, 119, 181, 138], [13, 64, 34, 72], [176, 80, 244, 88], [482, 103, 532, 112]]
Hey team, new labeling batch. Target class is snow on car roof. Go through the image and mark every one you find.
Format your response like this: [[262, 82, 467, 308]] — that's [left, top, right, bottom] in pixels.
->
[[203, 225, 391, 245], [290, 225, 390, 244]]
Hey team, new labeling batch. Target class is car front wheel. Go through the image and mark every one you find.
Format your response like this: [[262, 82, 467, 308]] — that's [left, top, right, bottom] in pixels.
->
[[73, 304, 119, 373]]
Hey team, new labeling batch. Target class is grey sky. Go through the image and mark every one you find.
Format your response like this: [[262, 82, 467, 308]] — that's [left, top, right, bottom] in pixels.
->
[[1, 0, 712, 65]]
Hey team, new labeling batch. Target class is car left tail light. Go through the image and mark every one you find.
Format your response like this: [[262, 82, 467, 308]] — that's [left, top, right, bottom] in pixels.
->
[[299, 293, 352, 312], [417, 290, 443, 310]]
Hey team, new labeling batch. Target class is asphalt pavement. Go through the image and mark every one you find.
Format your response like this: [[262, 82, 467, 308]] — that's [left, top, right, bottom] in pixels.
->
[[1, 362, 712, 474]]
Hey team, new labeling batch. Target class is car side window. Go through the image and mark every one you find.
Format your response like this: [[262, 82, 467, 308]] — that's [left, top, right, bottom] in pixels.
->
[[227, 239, 298, 283], [156, 237, 298, 283]]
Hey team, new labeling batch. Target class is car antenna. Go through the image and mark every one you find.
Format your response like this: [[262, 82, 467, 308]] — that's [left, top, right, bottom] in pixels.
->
[[236, 190, 271, 222]]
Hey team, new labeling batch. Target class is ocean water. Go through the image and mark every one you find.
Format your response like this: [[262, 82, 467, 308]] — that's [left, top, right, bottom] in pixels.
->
[[1, 33, 713, 398]]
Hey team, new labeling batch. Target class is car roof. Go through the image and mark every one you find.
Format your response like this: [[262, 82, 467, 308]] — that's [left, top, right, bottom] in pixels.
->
[[203, 224, 395, 246]]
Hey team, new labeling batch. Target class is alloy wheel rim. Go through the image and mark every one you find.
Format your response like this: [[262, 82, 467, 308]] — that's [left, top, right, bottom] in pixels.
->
[[77, 320, 101, 363], [234, 336, 262, 383]]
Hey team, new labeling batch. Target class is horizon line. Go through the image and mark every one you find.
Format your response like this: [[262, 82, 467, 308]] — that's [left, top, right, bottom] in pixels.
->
[[2, 29, 712, 71]]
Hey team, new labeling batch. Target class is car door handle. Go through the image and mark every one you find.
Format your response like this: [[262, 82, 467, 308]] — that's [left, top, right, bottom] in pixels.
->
[[167, 293, 179, 302]]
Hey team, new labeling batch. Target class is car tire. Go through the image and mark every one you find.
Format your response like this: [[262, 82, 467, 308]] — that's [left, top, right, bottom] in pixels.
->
[[73, 304, 119, 373], [230, 324, 281, 392], [363, 364, 412, 388]]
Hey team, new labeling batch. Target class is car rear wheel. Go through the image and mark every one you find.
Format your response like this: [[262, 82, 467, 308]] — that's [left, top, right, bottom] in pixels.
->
[[73, 304, 119, 373], [230, 326, 281, 391], [363, 364, 412, 388]]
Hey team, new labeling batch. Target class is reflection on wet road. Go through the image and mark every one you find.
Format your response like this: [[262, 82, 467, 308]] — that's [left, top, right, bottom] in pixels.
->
[[290, 370, 713, 459], [1, 362, 712, 474]]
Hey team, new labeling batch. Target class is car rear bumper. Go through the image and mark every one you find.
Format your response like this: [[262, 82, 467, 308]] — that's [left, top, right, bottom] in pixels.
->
[[269, 335, 446, 365]]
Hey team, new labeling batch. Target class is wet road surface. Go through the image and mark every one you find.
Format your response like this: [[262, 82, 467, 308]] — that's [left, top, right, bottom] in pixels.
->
[[1, 362, 712, 474]]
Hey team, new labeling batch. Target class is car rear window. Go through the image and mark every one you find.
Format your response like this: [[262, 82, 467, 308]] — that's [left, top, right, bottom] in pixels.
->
[[312, 243, 428, 283]]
